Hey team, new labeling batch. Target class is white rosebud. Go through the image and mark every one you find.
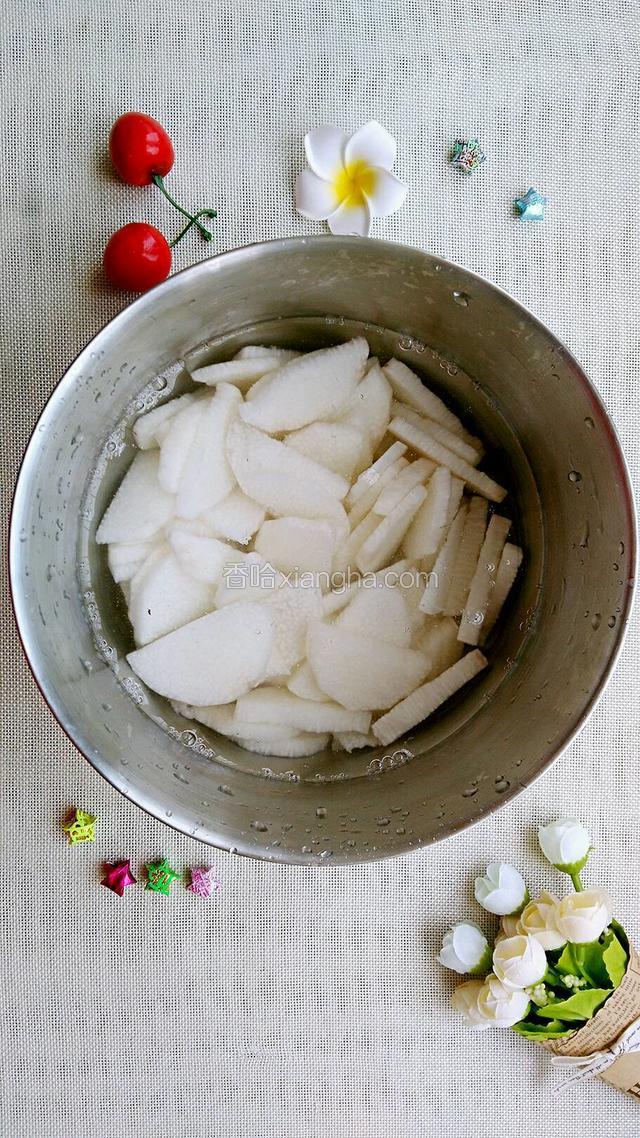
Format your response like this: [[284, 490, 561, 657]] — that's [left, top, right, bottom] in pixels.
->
[[451, 979, 491, 1031], [474, 863, 528, 916], [538, 817, 590, 874], [516, 891, 566, 951], [438, 922, 492, 976], [501, 914, 521, 938], [493, 934, 547, 990], [477, 973, 530, 1028], [553, 887, 613, 945]]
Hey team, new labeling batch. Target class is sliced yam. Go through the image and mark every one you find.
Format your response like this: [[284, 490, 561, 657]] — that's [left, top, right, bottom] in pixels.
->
[[240, 733, 330, 758], [482, 543, 523, 640], [127, 602, 275, 706], [234, 687, 371, 734], [347, 441, 408, 507], [394, 565, 429, 635], [459, 515, 512, 645], [446, 477, 465, 526], [263, 583, 324, 677], [168, 525, 243, 586], [389, 417, 506, 504], [403, 467, 452, 561], [372, 649, 488, 746], [383, 358, 470, 440], [443, 496, 489, 617], [215, 553, 286, 607], [128, 547, 215, 646], [175, 383, 241, 518], [420, 503, 468, 615], [174, 701, 299, 742], [336, 360, 392, 448], [255, 517, 338, 577], [390, 401, 480, 465], [236, 345, 301, 363], [332, 731, 376, 752], [285, 421, 368, 481], [374, 458, 435, 516], [356, 484, 427, 574], [96, 451, 175, 544], [200, 487, 265, 545], [306, 621, 429, 711], [414, 616, 464, 679], [158, 400, 207, 494], [133, 392, 196, 450], [333, 511, 380, 576], [390, 401, 483, 466], [347, 457, 408, 528], [287, 660, 329, 702], [239, 337, 368, 431], [227, 420, 349, 503], [336, 584, 411, 647], [191, 357, 281, 388], [322, 584, 359, 617], [107, 538, 158, 584]]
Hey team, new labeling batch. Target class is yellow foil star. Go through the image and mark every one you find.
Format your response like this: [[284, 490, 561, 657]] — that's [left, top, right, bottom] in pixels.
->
[[62, 808, 96, 845], [295, 121, 407, 237]]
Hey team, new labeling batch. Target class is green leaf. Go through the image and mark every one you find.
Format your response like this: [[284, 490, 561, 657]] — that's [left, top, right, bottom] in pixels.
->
[[537, 988, 611, 1022], [512, 1018, 573, 1041], [554, 941, 610, 989], [602, 930, 628, 989]]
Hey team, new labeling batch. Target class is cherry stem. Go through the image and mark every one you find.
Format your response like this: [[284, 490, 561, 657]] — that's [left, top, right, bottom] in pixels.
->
[[170, 210, 218, 248], [152, 174, 216, 241]]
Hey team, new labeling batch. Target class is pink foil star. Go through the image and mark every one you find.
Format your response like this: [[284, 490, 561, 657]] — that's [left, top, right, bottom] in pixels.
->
[[188, 866, 221, 899], [102, 860, 137, 896]]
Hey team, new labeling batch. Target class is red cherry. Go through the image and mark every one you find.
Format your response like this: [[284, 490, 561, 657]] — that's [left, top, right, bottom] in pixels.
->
[[109, 112, 174, 187], [103, 223, 171, 292]]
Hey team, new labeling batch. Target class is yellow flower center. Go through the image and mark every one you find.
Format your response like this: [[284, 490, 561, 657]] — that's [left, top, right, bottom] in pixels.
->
[[333, 160, 377, 208]]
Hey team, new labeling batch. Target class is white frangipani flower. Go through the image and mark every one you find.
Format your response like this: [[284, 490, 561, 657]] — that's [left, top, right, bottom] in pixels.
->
[[295, 121, 408, 237]]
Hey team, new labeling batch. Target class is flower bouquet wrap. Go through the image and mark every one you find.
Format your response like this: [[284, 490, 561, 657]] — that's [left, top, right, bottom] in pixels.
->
[[439, 818, 640, 1098]]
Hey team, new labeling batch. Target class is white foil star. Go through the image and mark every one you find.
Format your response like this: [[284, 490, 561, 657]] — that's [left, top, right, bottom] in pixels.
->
[[295, 121, 407, 237]]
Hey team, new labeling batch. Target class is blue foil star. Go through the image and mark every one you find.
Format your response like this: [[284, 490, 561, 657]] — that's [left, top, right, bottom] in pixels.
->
[[514, 188, 547, 221]]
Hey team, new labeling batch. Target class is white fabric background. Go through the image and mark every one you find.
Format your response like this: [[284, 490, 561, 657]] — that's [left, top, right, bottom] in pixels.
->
[[2, 2, 640, 1135]]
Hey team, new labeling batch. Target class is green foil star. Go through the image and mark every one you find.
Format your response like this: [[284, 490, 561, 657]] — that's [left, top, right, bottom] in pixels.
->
[[144, 857, 180, 896], [62, 808, 96, 845]]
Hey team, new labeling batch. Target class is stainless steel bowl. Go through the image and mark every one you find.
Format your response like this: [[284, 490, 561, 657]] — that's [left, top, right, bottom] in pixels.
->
[[10, 237, 635, 864]]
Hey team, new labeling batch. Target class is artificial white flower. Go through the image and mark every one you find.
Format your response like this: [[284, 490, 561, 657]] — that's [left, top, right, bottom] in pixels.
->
[[295, 121, 408, 237], [438, 922, 492, 976], [492, 934, 547, 991], [477, 973, 530, 1028], [451, 979, 491, 1031], [538, 817, 591, 873], [554, 887, 613, 944], [516, 891, 566, 951], [501, 914, 521, 938], [474, 863, 528, 917]]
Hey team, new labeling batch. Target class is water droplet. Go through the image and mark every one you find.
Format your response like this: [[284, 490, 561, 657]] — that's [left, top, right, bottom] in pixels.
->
[[452, 290, 470, 307], [80, 659, 94, 673], [251, 820, 268, 832], [396, 826, 406, 835], [229, 846, 238, 855], [301, 845, 312, 854], [619, 541, 625, 556], [101, 702, 112, 712], [584, 416, 595, 429], [613, 563, 619, 571], [591, 613, 601, 630], [398, 335, 413, 350], [315, 806, 327, 818], [568, 470, 582, 483], [376, 817, 391, 826], [494, 776, 510, 793], [608, 615, 617, 628], [319, 849, 333, 860], [218, 784, 233, 796], [462, 785, 478, 798]]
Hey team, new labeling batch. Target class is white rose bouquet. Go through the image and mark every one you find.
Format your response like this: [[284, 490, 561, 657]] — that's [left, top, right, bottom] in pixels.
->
[[439, 818, 640, 1096]]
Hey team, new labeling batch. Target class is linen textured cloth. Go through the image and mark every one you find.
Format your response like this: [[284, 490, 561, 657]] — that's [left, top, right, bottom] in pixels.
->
[[2, 2, 640, 1135]]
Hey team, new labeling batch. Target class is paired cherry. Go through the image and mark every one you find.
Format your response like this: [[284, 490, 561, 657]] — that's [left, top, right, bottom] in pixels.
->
[[103, 112, 216, 293]]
